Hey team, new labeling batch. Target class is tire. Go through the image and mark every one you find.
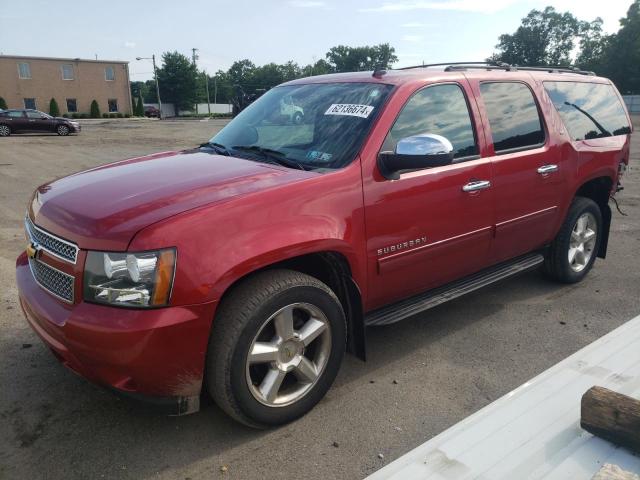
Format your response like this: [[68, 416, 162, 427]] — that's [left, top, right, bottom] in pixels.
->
[[56, 125, 70, 136], [544, 196, 602, 283], [0, 125, 11, 137], [292, 112, 303, 125], [207, 269, 346, 428]]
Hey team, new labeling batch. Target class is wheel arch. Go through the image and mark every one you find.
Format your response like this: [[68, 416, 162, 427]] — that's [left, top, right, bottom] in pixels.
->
[[573, 175, 613, 259], [214, 250, 366, 361]]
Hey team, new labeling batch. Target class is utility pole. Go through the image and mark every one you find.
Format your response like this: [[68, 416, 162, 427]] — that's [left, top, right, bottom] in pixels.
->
[[137, 55, 163, 119], [204, 72, 211, 115], [152, 54, 162, 119], [214, 75, 217, 105], [192, 48, 199, 115]]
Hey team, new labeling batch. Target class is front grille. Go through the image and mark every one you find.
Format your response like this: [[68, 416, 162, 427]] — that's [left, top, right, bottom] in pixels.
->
[[28, 257, 75, 303], [25, 217, 78, 263]]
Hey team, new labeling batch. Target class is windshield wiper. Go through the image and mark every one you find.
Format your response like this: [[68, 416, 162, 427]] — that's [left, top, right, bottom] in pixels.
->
[[200, 141, 231, 156], [232, 145, 309, 171]]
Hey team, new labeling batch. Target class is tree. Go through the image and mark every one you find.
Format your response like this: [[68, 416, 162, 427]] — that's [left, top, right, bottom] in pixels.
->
[[190, 43, 399, 106], [301, 59, 332, 77], [490, 7, 581, 65], [598, 0, 640, 93], [134, 93, 145, 116], [227, 59, 257, 89], [49, 98, 60, 117], [0, 97, 7, 110], [209, 70, 233, 104], [575, 18, 610, 71], [326, 43, 398, 72], [143, 80, 158, 103], [156, 51, 199, 113], [90, 100, 100, 118], [130, 81, 146, 99]]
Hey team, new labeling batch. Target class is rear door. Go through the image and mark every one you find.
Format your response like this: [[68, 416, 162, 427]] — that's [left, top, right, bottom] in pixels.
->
[[471, 79, 566, 263], [6, 110, 29, 132], [362, 81, 495, 309]]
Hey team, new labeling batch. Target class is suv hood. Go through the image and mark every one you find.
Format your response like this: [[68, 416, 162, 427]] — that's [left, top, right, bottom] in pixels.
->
[[31, 150, 313, 251]]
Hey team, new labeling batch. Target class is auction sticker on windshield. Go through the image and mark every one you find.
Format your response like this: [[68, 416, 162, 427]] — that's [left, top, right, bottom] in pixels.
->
[[324, 104, 374, 118]]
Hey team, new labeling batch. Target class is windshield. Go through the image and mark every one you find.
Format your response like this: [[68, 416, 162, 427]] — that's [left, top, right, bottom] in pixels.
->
[[209, 82, 393, 170]]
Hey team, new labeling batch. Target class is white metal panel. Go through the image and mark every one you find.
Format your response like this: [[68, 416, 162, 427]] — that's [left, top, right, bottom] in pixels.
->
[[367, 315, 640, 480]]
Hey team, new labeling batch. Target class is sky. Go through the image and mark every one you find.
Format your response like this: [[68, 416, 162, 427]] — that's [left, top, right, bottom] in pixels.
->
[[0, 0, 633, 81]]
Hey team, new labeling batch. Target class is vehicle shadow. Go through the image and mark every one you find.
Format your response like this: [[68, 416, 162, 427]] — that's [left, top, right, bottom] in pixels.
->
[[4, 133, 78, 137]]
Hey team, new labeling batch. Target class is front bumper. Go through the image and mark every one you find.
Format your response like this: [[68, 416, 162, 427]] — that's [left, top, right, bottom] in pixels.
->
[[16, 252, 217, 415]]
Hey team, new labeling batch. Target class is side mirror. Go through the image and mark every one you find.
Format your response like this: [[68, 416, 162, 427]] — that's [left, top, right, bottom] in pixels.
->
[[378, 133, 454, 180]]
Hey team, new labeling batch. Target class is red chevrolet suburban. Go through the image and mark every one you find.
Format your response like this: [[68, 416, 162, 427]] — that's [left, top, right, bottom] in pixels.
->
[[16, 63, 631, 427]]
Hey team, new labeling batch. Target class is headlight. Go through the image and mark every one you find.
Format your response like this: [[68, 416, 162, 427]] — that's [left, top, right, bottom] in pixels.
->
[[83, 249, 176, 307]]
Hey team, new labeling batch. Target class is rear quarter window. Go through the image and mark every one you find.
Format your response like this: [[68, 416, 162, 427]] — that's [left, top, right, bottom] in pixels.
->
[[543, 81, 631, 141]]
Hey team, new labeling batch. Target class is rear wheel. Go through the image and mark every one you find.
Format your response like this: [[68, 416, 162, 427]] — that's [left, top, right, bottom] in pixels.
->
[[544, 196, 601, 283], [207, 269, 346, 428], [0, 125, 11, 137], [56, 125, 70, 136]]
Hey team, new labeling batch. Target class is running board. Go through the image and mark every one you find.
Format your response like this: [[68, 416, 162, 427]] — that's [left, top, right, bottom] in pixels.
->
[[365, 253, 544, 327]]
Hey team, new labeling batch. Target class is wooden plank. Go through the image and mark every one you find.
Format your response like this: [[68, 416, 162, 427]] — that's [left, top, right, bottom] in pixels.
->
[[581, 386, 640, 454], [591, 463, 640, 480]]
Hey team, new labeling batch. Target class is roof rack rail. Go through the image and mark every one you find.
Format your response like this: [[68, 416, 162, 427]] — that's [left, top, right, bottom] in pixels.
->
[[397, 61, 501, 71], [397, 61, 595, 76]]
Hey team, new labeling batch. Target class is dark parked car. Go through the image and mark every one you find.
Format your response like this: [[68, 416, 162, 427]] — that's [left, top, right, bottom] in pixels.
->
[[144, 106, 160, 118], [0, 109, 80, 136]]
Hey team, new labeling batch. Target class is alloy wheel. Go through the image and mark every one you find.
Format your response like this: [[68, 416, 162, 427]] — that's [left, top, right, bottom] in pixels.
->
[[568, 212, 597, 272], [57, 125, 69, 135], [0, 125, 10, 136], [245, 302, 331, 407]]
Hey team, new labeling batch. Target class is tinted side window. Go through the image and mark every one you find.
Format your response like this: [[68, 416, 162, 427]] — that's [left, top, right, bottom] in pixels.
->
[[383, 84, 478, 159], [480, 82, 544, 153], [543, 82, 631, 140]]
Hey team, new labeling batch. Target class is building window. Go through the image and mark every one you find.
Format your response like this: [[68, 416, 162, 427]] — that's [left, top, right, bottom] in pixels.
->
[[66, 99, 77, 113], [24, 98, 36, 109], [18, 62, 31, 79], [105, 66, 115, 81], [108, 99, 118, 112], [61, 64, 74, 80]]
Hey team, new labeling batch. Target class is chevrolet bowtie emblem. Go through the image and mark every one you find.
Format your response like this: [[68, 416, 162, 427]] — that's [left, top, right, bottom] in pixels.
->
[[26, 242, 40, 259]]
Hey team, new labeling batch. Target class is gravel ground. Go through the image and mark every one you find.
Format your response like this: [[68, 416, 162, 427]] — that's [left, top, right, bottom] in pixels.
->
[[1, 118, 639, 480]]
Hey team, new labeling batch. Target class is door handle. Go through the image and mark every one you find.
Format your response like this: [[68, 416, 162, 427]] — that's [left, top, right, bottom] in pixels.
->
[[537, 164, 558, 174], [462, 180, 491, 192]]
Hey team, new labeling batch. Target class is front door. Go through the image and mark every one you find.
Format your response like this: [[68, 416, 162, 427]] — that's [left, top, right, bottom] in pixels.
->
[[472, 80, 566, 263], [25, 110, 53, 132], [362, 82, 495, 310]]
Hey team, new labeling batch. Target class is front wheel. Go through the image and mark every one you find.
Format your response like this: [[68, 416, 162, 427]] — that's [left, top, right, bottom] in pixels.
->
[[207, 269, 346, 428], [56, 125, 70, 136], [544, 196, 602, 283]]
